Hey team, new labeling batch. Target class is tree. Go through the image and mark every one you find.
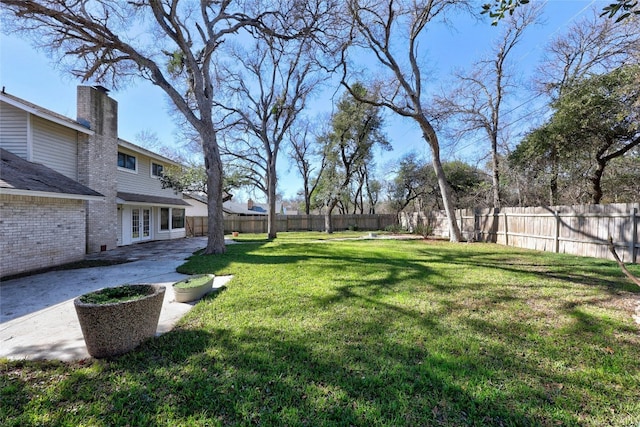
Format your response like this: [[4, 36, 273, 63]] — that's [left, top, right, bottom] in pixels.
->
[[341, 0, 465, 242], [434, 6, 539, 208], [288, 119, 327, 215], [1, 0, 322, 254], [387, 152, 431, 214], [511, 66, 640, 204], [314, 83, 388, 233], [481, 0, 639, 25], [513, 9, 640, 205], [216, 11, 333, 239]]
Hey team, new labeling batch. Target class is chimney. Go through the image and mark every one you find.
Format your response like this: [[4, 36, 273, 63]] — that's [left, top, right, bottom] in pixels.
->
[[247, 199, 254, 210]]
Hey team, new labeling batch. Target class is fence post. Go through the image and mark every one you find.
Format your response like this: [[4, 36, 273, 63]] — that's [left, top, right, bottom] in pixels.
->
[[630, 207, 638, 264], [503, 211, 508, 246], [554, 210, 560, 253]]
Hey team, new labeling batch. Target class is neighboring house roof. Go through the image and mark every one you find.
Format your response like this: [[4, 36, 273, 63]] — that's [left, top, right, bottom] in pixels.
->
[[117, 191, 190, 207], [0, 148, 104, 200], [0, 90, 94, 135], [222, 201, 283, 215]]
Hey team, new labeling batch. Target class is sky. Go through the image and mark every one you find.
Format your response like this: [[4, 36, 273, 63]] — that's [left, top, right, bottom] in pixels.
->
[[0, 1, 610, 202]]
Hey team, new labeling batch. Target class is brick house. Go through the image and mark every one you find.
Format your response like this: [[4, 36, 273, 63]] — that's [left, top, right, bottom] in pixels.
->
[[0, 86, 189, 278]]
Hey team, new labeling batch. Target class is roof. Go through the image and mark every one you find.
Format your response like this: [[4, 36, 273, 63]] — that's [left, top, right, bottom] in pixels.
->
[[222, 201, 282, 216], [117, 192, 190, 207], [0, 91, 94, 135], [0, 149, 104, 200]]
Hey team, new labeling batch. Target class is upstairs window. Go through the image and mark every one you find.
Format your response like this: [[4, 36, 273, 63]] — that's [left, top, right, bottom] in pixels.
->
[[117, 152, 136, 171], [151, 162, 164, 177]]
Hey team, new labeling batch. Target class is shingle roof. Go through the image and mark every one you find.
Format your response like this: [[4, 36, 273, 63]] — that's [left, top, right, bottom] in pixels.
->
[[0, 149, 103, 199], [117, 191, 190, 207]]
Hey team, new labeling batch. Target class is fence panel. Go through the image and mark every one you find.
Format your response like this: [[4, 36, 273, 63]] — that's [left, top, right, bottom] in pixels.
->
[[190, 214, 398, 236], [400, 203, 639, 264]]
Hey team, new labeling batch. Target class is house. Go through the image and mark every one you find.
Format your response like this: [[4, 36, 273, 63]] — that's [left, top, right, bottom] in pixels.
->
[[0, 86, 189, 277], [222, 198, 283, 216]]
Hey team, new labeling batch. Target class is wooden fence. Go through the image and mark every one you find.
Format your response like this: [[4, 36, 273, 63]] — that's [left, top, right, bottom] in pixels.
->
[[187, 214, 397, 236], [401, 203, 639, 264]]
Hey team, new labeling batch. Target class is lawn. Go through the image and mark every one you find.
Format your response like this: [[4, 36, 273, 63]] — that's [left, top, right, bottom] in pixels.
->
[[2, 232, 639, 426]]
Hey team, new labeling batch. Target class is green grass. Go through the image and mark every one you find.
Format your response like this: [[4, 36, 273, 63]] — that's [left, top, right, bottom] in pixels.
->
[[78, 284, 155, 304], [173, 274, 214, 289], [2, 232, 639, 426]]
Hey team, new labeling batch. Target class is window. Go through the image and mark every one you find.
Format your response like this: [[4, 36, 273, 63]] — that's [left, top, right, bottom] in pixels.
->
[[151, 162, 164, 177], [117, 152, 136, 171], [172, 208, 185, 229], [160, 208, 170, 231], [160, 207, 184, 231]]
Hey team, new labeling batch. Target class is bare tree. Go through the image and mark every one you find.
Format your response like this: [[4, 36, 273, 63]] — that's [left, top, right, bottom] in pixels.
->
[[288, 118, 327, 215], [1, 0, 321, 254], [434, 6, 540, 209], [216, 5, 336, 239], [341, 0, 467, 242]]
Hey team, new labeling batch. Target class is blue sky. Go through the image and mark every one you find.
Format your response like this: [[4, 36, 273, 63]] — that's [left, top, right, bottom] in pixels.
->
[[0, 1, 607, 201]]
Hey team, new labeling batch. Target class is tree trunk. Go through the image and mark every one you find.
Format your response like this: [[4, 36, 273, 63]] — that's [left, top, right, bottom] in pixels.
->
[[325, 199, 337, 234], [419, 120, 462, 242], [590, 157, 606, 204], [267, 156, 278, 239], [202, 130, 226, 255], [549, 144, 559, 206], [491, 138, 501, 208]]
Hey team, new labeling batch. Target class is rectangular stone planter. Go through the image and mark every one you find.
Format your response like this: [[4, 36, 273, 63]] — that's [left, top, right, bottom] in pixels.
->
[[173, 274, 215, 303], [74, 284, 165, 358]]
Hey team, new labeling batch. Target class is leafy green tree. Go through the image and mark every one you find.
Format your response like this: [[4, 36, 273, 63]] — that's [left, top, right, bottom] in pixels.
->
[[511, 65, 640, 204], [314, 84, 389, 233], [482, 0, 639, 25]]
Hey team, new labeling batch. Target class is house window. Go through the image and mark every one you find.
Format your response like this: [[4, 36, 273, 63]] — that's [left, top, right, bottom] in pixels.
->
[[160, 208, 170, 231], [117, 152, 136, 171], [160, 207, 184, 231], [172, 208, 185, 229], [151, 162, 164, 177]]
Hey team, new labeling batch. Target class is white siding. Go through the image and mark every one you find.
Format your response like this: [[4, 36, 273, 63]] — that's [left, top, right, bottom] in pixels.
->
[[116, 147, 180, 198], [0, 102, 29, 158], [31, 116, 78, 179]]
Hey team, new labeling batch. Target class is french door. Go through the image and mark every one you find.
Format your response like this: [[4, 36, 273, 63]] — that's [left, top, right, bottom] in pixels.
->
[[131, 207, 151, 242]]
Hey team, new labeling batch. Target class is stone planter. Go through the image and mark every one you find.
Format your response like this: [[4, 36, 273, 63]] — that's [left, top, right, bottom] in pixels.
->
[[74, 284, 165, 358], [232, 231, 239, 237], [173, 274, 215, 303]]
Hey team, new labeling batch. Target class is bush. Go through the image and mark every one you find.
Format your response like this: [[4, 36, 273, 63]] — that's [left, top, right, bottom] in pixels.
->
[[413, 223, 433, 238], [347, 224, 359, 231], [384, 224, 405, 234]]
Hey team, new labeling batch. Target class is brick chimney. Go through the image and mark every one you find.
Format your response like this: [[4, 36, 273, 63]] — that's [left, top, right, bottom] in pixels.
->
[[247, 198, 254, 210], [76, 85, 118, 253]]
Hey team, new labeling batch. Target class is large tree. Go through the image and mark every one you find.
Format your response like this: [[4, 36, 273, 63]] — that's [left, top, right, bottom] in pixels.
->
[[434, 6, 539, 208], [1, 0, 323, 254], [314, 83, 388, 233], [341, 0, 466, 242], [511, 65, 640, 204], [216, 11, 334, 239], [288, 119, 327, 215]]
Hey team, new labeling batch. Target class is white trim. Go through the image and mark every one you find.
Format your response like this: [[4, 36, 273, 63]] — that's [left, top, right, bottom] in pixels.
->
[[117, 151, 138, 173], [0, 94, 94, 135], [150, 161, 164, 178], [0, 188, 104, 201]]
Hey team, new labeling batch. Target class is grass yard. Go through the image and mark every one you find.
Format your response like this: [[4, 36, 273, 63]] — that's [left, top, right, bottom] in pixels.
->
[[2, 232, 639, 426]]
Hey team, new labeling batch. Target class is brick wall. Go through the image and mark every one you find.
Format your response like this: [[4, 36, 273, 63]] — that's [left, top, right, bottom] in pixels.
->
[[76, 86, 118, 253], [0, 194, 86, 278]]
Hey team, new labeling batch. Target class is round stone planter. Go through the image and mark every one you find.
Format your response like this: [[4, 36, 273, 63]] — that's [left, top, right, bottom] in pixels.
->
[[74, 284, 165, 358], [173, 274, 215, 303]]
